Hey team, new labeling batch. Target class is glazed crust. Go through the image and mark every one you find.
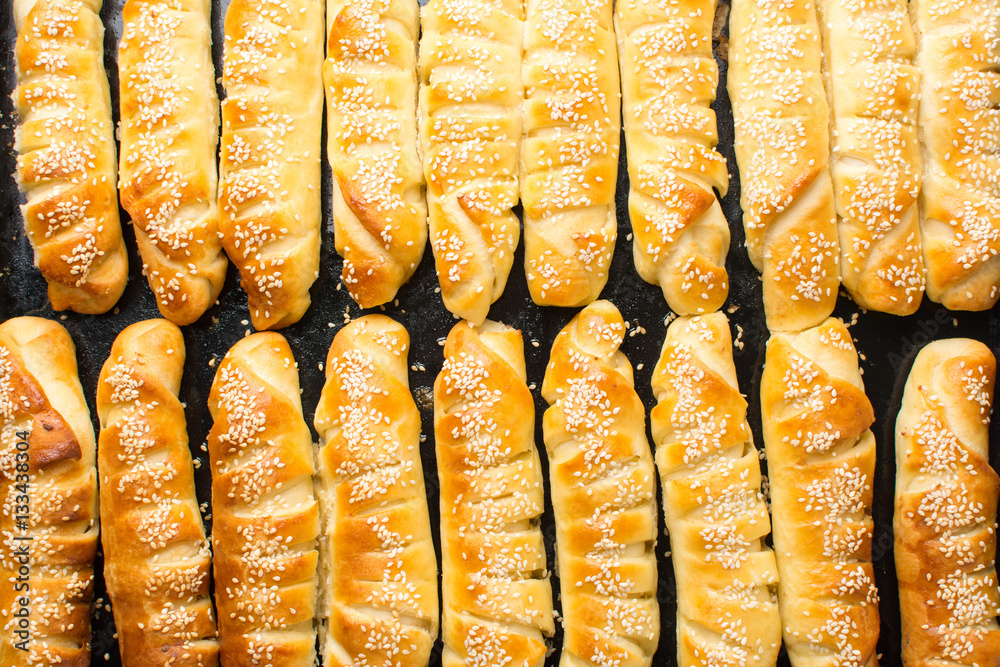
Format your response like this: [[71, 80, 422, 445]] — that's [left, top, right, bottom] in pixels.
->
[[522, 0, 621, 307], [325, 0, 426, 309], [651, 314, 780, 667], [761, 318, 880, 667], [435, 319, 554, 667], [915, 0, 1000, 310], [208, 333, 319, 667], [118, 0, 228, 325], [314, 315, 438, 666], [97, 320, 218, 666], [895, 339, 1000, 666], [219, 0, 324, 330], [616, 0, 730, 315], [0, 317, 98, 667], [820, 0, 925, 315], [728, 0, 840, 331], [542, 301, 660, 667], [13, 0, 128, 314], [419, 0, 523, 324]]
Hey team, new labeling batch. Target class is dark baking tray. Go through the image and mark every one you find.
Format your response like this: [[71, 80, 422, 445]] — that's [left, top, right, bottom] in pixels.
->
[[1, 0, 998, 664]]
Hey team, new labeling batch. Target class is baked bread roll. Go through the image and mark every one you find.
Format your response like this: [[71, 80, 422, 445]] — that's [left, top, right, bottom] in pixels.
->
[[96, 320, 218, 666], [895, 339, 1000, 665], [314, 315, 438, 666], [207, 333, 319, 666], [219, 0, 324, 330], [0, 317, 98, 665], [435, 319, 554, 667], [820, 0, 925, 315], [419, 0, 523, 325], [915, 0, 1000, 310], [541, 300, 660, 666], [728, 0, 840, 332], [651, 313, 780, 666], [616, 0, 730, 315], [325, 0, 427, 309], [761, 318, 880, 666], [118, 0, 228, 326], [522, 0, 620, 307], [13, 0, 128, 314]]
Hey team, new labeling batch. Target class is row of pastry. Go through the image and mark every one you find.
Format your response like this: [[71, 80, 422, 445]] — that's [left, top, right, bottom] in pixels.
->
[[730, 0, 999, 330], [1, 305, 995, 666], [16, 0, 1000, 330]]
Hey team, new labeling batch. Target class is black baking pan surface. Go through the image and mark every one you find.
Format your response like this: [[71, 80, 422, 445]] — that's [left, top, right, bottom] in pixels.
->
[[1, 0, 997, 665]]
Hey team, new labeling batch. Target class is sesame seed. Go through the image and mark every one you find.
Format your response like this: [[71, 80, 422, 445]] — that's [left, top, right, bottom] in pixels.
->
[[436, 319, 553, 663], [543, 303, 659, 665], [218, 0, 323, 330]]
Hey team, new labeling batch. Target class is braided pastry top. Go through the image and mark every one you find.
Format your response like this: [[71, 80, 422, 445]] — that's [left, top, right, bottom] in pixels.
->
[[208, 333, 319, 667], [14, 0, 128, 313], [895, 339, 1000, 666], [542, 301, 660, 667], [314, 315, 438, 667]]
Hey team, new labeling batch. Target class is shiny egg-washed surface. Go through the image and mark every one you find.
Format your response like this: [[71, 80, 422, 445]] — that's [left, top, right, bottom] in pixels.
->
[[0, 0, 998, 664]]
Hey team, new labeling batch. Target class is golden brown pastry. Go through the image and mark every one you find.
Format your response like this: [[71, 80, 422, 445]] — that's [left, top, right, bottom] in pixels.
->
[[419, 0, 523, 325], [761, 318, 880, 666], [219, 0, 324, 330], [0, 317, 98, 665], [118, 0, 228, 325], [118, 0, 228, 326], [97, 319, 218, 666], [895, 339, 1000, 665], [616, 0, 730, 315], [820, 0, 925, 315], [915, 0, 1000, 310], [542, 300, 660, 666], [728, 0, 840, 331], [314, 315, 438, 666], [522, 0, 621, 307], [651, 313, 780, 666], [13, 0, 128, 314], [325, 0, 427, 309], [208, 333, 319, 666], [435, 319, 554, 667]]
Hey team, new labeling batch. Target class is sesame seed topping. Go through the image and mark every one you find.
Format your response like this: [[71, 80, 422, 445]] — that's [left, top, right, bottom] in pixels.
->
[[0, 331, 97, 660], [522, 1, 620, 306], [218, 0, 323, 330], [436, 321, 553, 664], [209, 335, 318, 662], [14, 0, 124, 303], [619, 0, 730, 312], [652, 314, 780, 662], [421, 0, 522, 321], [763, 320, 879, 664], [543, 303, 658, 666], [916, 0, 1000, 307]]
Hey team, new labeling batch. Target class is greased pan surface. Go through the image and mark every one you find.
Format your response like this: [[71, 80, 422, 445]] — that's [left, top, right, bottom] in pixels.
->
[[0, 0, 998, 664]]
